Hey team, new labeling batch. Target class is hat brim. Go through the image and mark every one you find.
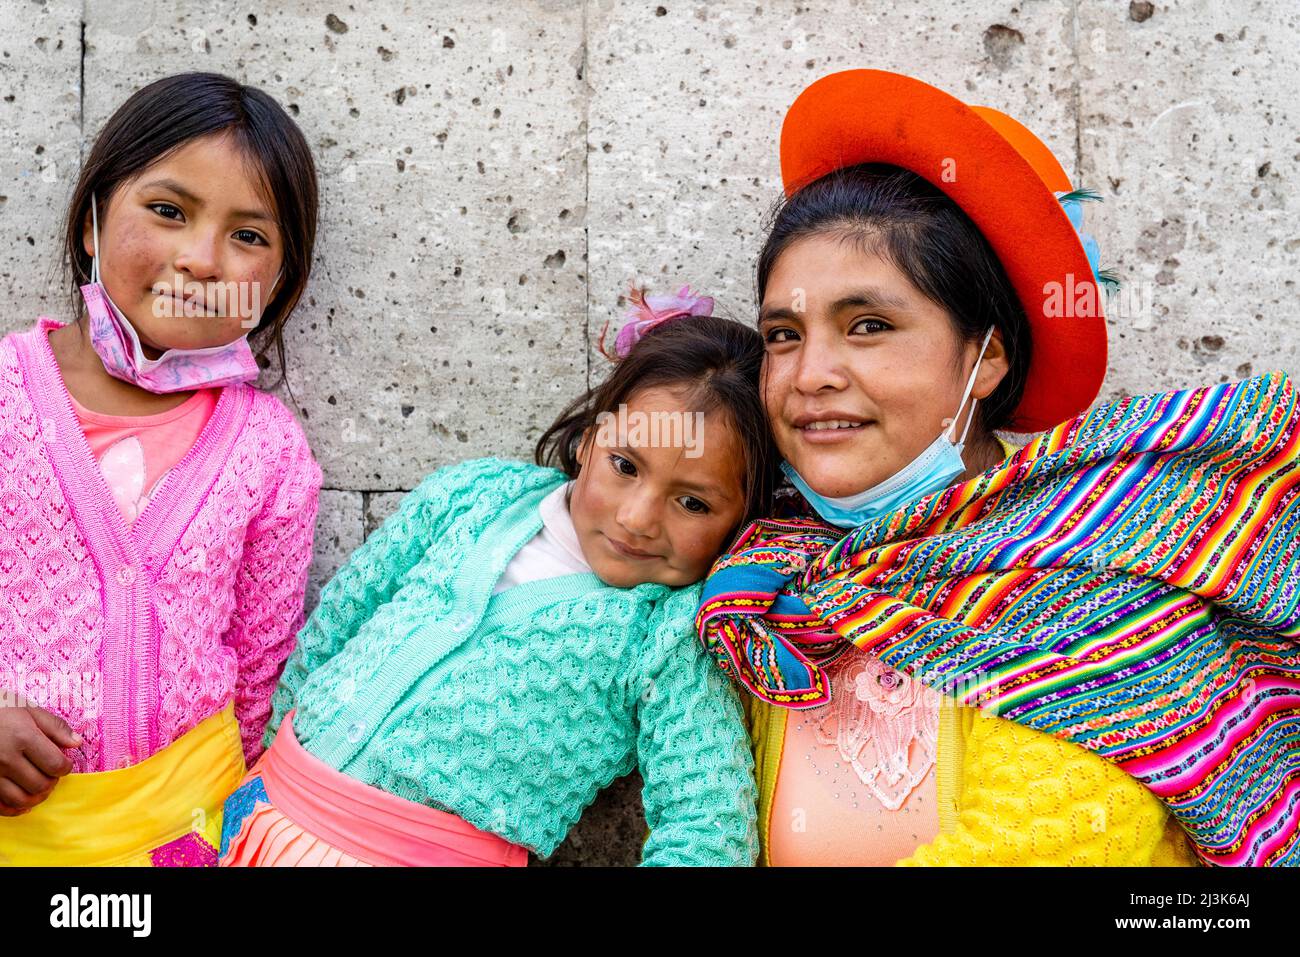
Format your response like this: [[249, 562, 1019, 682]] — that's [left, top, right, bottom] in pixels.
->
[[779, 69, 1107, 433]]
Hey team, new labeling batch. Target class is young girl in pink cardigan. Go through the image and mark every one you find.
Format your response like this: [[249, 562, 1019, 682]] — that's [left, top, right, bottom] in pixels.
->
[[0, 72, 322, 866]]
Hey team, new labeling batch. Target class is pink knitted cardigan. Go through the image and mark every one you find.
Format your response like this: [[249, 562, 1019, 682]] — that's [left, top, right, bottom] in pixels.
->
[[0, 318, 322, 772]]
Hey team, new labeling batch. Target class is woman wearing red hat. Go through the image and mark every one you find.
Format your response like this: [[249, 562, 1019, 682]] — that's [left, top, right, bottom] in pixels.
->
[[697, 70, 1300, 866]]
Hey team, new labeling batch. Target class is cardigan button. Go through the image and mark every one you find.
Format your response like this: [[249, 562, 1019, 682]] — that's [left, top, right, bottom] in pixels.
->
[[117, 565, 136, 586], [452, 615, 475, 634], [346, 721, 366, 744]]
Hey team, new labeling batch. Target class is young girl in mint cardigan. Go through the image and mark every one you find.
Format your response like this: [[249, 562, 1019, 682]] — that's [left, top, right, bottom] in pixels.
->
[[221, 292, 775, 866]]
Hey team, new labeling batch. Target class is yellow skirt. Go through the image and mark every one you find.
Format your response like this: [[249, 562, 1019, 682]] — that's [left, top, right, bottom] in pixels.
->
[[0, 703, 245, 866]]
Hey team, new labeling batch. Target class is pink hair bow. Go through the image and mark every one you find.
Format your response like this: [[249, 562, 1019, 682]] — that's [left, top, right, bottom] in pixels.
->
[[598, 284, 715, 360]]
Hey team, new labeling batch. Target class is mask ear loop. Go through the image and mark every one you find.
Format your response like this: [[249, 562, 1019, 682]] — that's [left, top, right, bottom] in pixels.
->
[[243, 268, 284, 333], [947, 326, 996, 447], [89, 192, 102, 285]]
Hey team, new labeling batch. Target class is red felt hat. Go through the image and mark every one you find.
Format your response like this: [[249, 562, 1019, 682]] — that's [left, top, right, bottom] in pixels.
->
[[779, 69, 1107, 432]]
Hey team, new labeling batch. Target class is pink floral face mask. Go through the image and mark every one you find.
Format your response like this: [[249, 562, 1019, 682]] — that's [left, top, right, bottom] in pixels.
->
[[81, 192, 267, 394]]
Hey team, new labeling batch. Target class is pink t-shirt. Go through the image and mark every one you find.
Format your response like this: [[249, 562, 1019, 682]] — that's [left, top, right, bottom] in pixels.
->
[[69, 388, 220, 524]]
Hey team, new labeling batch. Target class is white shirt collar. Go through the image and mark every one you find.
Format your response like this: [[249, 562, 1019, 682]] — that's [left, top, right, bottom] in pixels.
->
[[538, 481, 590, 568]]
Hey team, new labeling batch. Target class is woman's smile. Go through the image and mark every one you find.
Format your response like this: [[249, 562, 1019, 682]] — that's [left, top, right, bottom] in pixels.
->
[[791, 412, 872, 444]]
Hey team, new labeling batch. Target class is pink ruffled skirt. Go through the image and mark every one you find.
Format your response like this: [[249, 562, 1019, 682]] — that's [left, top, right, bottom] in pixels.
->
[[219, 711, 528, 867]]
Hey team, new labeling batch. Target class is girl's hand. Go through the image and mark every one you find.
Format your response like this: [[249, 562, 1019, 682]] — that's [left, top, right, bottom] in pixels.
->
[[0, 696, 82, 816]]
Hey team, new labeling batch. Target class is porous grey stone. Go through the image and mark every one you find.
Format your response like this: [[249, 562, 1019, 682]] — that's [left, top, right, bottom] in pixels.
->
[[1078, 1, 1298, 400], [584, 0, 1080, 360], [306, 488, 364, 614], [363, 489, 408, 537], [0, 0, 82, 327]]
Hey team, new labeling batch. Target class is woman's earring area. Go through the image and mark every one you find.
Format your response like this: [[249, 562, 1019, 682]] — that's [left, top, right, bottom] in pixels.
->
[[945, 326, 996, 448]]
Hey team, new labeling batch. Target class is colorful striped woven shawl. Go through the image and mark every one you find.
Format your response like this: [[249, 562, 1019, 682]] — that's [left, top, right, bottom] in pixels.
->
[[697, 373, 1300, 866]]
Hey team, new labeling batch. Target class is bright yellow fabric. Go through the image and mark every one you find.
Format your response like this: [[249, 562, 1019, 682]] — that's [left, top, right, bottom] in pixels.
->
[[746, 436, 1199, 867], [0, 702, 244, 866], [901, 699, 1198, 865]]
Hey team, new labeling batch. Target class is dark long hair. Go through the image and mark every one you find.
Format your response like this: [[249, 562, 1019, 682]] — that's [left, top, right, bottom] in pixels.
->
[[62, 72, 318, 388], [756, 163, 1031, 433], [536, 314, 778, 525]]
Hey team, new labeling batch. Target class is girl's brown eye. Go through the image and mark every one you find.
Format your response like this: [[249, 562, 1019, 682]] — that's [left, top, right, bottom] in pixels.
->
[[680, 496, 709, 514]]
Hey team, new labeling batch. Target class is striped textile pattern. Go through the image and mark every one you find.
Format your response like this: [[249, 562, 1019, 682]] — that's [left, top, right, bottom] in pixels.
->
[[697, 373, 1300, 866]]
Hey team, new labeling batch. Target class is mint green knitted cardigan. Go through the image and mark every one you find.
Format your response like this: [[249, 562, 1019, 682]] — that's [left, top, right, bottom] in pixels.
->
[[267, 457, 758, 865]]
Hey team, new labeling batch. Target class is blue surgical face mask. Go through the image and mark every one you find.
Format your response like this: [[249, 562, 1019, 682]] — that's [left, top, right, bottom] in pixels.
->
[[781, 327, 995, 529]]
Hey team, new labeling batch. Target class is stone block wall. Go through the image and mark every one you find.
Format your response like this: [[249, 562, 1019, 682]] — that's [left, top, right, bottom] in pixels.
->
[[2, 0, 1294, 864]]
